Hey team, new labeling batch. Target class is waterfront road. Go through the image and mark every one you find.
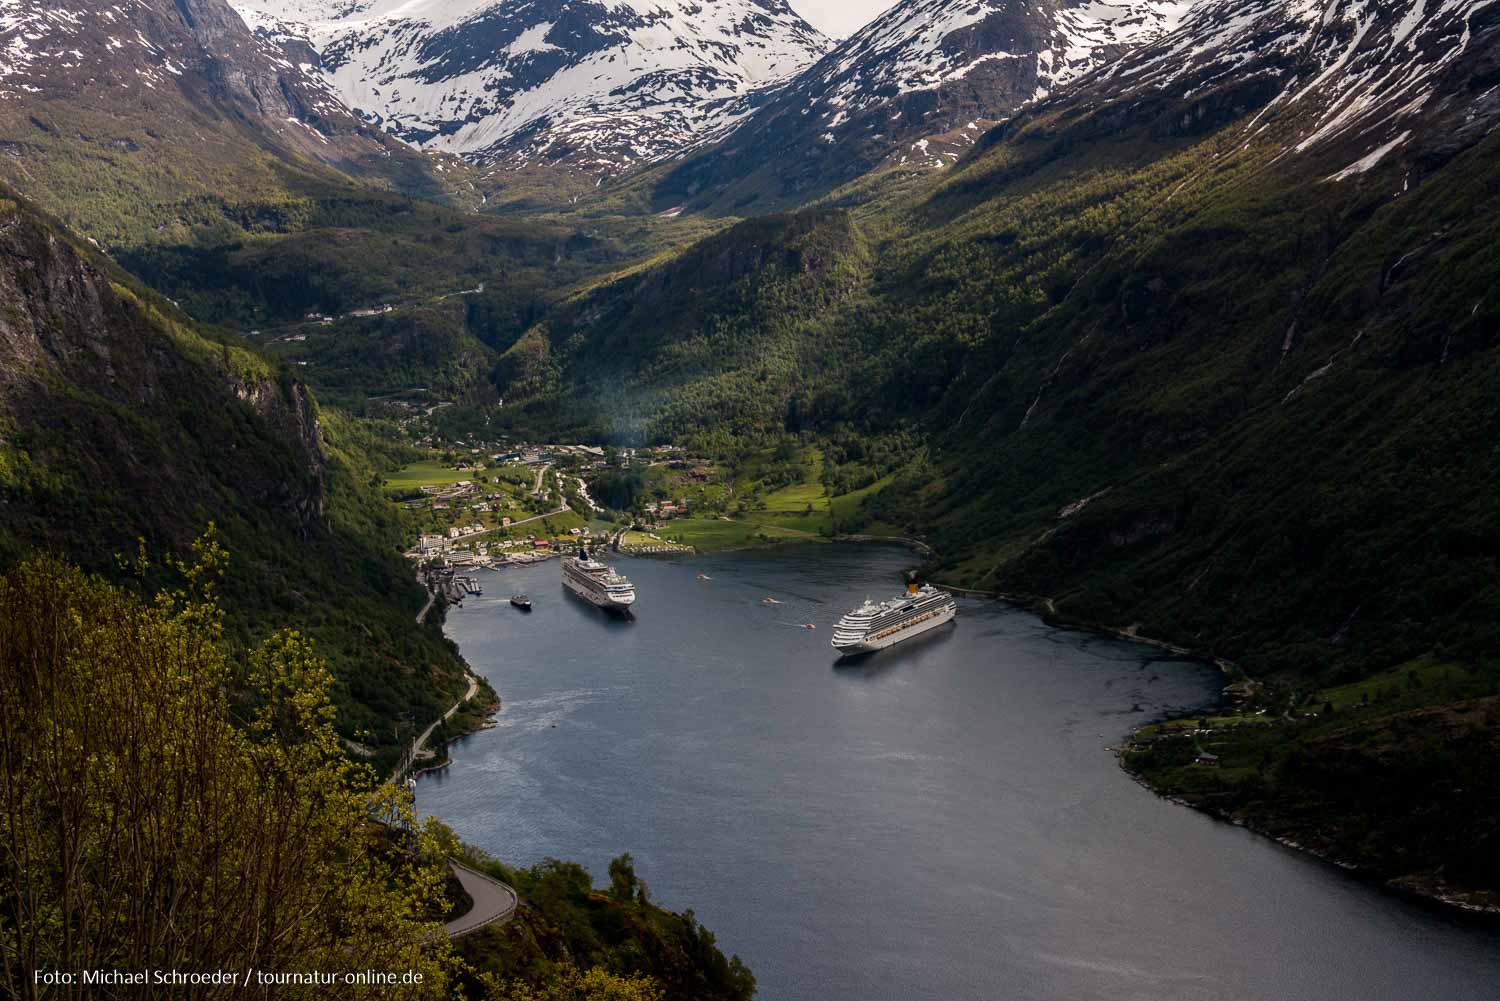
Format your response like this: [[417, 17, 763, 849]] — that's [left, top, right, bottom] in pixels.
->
[[386, 674, 479, 787], [416, 674, 479, 760]]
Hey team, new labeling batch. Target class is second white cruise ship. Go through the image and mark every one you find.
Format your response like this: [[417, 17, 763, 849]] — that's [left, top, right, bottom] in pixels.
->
[[832, 582, 956, 656], [562, 544, 637, 614]]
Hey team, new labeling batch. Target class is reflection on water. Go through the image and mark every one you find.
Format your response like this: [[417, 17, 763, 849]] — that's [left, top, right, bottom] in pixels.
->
[[421, 544, 1500, 1001]]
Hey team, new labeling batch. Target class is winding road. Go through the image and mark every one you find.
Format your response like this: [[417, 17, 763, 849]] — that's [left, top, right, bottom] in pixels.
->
[[383, 672, 519, 939], [402, 554, 517, 940], [574, 476, 600, 513], [444, 861, 518, 939]]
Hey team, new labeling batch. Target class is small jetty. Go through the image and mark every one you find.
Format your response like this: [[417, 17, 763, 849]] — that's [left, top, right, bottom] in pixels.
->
[[420, 568, 482, 606]]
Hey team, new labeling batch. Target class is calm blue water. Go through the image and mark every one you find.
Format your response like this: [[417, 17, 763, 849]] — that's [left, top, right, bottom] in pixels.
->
[[418, 544, 1500, 1000]]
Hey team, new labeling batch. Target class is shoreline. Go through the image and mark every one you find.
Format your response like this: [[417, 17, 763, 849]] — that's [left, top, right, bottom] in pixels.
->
[[622, 528, 936, 558], [407, 705, 500, 782], [399, 599, 503, 784], [1115, 763, 1500, 920], [935, 584, 1237, 678], [929, 583, 1500, 921]]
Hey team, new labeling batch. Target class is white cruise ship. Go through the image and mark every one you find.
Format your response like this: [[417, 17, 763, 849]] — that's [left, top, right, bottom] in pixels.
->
[[832, 582, 956, 656], [562, 545, 637, 614]]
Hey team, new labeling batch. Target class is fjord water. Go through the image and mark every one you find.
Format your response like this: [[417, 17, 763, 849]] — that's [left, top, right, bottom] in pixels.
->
[[419, 545, 1500, 1001]]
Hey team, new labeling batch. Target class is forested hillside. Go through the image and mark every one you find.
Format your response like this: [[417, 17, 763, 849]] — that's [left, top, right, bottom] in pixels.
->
[[0, 189, 472, 762]]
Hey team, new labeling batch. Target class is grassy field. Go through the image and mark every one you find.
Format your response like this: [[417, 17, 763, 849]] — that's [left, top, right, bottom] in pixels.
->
[[385, 461, 474, 490], [760, 480, 828, 514], [829, 475, 893, 523], [487, 509, 588, 541], [1315, 655, 1462, 711], [661, 518, 817, 550], [1130, 654, 1468, 744], [650, 448, 902, 549], [752, 471, 902, 537], [620, 530, 692, 552]]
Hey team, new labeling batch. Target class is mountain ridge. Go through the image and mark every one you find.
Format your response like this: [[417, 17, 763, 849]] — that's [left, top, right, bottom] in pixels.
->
[[232, 0, 832, 174], [650, 0, 1193, 214], [0, 0, 470, 248]]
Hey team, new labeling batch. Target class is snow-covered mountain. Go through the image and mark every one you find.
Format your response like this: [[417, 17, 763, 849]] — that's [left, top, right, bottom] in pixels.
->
[[0, 0, 461, 244], [797, 0, 1191, 153], [1082, 0, 1500, 179], [653, 0, 1193, 212], [0, 0, 376, 151], [230, 0, 832, 172]]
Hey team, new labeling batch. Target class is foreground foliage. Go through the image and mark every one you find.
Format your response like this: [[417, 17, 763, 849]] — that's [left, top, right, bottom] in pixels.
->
[[454, 852, 754, 1001], [0, 545, 454, 997]]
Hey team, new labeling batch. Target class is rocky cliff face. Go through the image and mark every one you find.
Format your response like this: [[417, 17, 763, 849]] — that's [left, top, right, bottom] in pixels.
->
[[0, 192, 327, 551], [0, 0, 444, 237]]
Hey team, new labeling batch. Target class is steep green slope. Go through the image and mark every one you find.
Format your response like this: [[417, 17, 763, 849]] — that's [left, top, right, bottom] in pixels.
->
[[0, 190, 472, 760], [900, 113, 1500, 681], [494, 209, 875, 445]]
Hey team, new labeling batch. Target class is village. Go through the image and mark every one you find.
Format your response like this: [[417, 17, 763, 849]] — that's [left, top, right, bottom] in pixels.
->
[[392, 439, 716, 601]]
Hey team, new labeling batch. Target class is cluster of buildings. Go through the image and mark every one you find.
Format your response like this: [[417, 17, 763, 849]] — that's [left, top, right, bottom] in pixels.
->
[[409, 525, 597, 568], [643, 499, 690, 523]]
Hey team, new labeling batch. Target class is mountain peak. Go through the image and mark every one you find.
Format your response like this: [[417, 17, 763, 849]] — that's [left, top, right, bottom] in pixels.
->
[[651, 0, 1192, 213], [1072, 0, 1500, 178], [231, 0, 832, 173]]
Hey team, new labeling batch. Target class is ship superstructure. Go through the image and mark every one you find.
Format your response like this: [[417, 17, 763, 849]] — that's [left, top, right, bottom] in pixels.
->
[[832, 582, 955, 655], [562, 544, 637, 613]]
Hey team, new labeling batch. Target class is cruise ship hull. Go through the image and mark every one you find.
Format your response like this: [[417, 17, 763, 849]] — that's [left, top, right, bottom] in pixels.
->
[[833, 602, 956, 656], [562, 572, 636, 614]]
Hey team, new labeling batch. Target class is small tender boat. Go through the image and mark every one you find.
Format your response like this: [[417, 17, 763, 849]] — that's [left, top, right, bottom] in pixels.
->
[[510, 594, 532, 611], [762, 597, 781, 605], [696, 571, 712, 580]]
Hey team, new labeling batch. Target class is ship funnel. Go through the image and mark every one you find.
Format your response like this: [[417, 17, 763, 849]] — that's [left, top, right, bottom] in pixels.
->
[[908, 581, 919, 596]]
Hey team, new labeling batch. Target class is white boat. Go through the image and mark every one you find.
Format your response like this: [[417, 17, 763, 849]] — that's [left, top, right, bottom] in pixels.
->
[[562, 544, 637, 614], [832, 582, 956, 656]]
